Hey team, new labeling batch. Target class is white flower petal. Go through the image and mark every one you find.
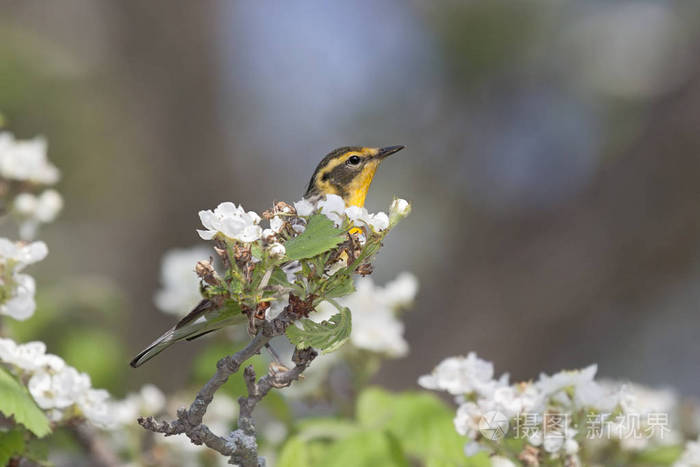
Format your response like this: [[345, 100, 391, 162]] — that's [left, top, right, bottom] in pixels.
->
[[294, 199, 315, 216]]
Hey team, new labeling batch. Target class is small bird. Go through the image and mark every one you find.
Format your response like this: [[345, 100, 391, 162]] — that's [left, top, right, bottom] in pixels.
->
[[130, 145, 404, 367]]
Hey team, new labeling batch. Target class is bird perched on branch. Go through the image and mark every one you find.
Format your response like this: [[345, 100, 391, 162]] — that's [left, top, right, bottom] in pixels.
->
[[129, 145, 404, 368]]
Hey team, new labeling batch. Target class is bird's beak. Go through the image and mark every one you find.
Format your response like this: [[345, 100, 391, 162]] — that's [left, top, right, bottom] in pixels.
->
[[376, 145, 405, 160]]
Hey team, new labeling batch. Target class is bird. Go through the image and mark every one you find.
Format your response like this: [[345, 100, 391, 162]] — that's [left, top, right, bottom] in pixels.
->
[[129, 145, 405, 368]]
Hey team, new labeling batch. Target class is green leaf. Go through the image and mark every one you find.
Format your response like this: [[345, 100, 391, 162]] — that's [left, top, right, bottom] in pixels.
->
[[0, 429, 25, 466], [286, 307, 351, 353], [270, 267, 293, 287], [356, 387, 465, 466], [284, 214, 346, 261], [24, 437, 49, 464], [462, 452, 493, 467], [296, 417, 360, 441], [633, 444, 684, 465], [58, 328, 126, 392], [318, 429, 409, 467], [324, 274, 355, 299], [0, 368, 51, 437], [277, 436, 316, 467]]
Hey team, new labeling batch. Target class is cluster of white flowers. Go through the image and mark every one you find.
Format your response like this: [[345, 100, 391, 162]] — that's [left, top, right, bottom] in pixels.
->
[[315, 194, 390, 233], [111, 384, 166, 426], [675, 436, 700, 467], [13, 189, 63, 240], [0, 133, 59, 184], [313, 272, 418, 357], [0, 239, 48, 320], [0, 132, 63, 240], [0, 338, 113, 428], [196, 195, 411, 262], [154, 246, 211, 316], [420, 353, 684, 464]]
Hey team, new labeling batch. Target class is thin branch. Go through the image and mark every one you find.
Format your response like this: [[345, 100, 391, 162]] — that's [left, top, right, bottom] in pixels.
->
[[137, 307, 313, 467], [70, 422, 121, 467]]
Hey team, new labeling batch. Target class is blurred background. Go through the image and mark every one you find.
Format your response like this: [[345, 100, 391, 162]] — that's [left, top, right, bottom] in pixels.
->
[[1, 0, 700, 399]]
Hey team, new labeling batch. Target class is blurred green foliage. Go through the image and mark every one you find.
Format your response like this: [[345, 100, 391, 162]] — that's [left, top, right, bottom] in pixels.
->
[[5, 278, 129, 394], [277, 386, 471, 467]]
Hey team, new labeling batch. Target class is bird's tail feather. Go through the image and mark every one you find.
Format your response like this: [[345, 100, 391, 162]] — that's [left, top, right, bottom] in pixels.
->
[[129, 299, 245, 368]]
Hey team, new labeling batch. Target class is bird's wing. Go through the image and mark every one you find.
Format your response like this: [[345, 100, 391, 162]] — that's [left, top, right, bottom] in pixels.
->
[[129, 299, 246, 367]]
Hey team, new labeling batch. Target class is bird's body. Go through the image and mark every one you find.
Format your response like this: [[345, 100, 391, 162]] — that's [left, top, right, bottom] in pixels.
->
[[130, 145, 404, 368]]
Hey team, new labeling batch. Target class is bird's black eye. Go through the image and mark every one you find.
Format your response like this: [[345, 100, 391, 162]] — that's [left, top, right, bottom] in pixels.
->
[[347, 155, 361, 165]]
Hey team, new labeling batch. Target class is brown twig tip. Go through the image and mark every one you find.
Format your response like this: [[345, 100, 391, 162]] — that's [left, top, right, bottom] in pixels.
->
[[137, 309, 311, 467]]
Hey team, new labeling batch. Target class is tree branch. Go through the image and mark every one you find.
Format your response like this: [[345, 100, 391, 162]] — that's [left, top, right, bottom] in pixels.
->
[[137, 308, 314, 466], [69, 422, 121, 467]]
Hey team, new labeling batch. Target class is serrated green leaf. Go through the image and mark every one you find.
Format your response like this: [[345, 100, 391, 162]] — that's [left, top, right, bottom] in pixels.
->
[[0, 429, 25, 466], [286, 307, 351, 353], [0, 368, 50, 437], [284, 214, 346, 261]]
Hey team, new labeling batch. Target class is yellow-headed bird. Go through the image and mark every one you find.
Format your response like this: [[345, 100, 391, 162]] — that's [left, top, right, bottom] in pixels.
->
[[130, 145, 404, 367]]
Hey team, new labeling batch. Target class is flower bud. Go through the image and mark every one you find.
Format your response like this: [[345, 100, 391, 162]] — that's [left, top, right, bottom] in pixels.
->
[[389, 198, 411, 225], [261, 228, 276, 243], [268, 242, 286, 258]]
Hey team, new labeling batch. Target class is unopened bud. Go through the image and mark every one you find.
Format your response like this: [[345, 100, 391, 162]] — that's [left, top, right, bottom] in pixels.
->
[[195, 259, 214, 277], [262, 228, 276, 243], [195, 258, 219, 286], [268, 242, 286, 258], [389, 198, 411, 225], [274, 201, 295, 215]]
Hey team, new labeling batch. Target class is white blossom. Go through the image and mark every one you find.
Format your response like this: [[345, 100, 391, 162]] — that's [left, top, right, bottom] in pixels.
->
[[312, 273, 418, 357], [0, 238, 48, 268], [28, 366, 91, 410], [294, 198, 314, 216], [453, 401, 483, 438], [418, 353, 508, 396], [78, 388, 113, 428], [317, 194, 345, 226], [675, 436, 700, 467], [0, 133, 59, 184], [1, 273, 37, 320], [154, 246, 210, 316], [197, 202, 262, 242], [0, 339, 47, 371], [536, 365, 598, 400], [112, 384, 166, 426], [13, 189, 63, 240], [0, 239, 48, 320], [270, 216, 284, 233], [376, 272, 419, 308], [344, 205, 390, 232]]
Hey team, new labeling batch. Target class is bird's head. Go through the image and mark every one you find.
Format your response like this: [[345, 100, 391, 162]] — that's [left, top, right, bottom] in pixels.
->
[[304, 145, 405, 207]]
